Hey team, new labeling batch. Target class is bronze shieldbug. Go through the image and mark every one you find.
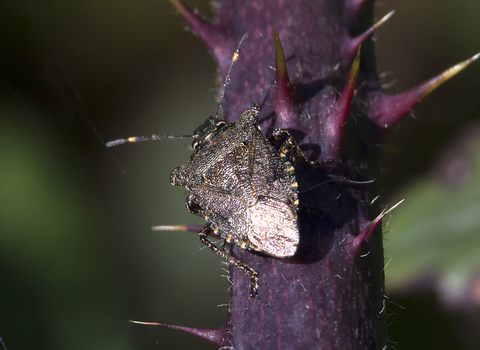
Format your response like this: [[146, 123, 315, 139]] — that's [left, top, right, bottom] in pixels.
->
[[171, 103, 300, 258], [107, 34, 303, 297]]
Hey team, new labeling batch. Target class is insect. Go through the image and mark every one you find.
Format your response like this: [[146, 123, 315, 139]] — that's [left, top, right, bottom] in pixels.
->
[[107, 34, 304, 298]]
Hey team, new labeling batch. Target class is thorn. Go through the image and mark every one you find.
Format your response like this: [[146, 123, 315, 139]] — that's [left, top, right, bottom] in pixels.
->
[[415, 53, 480, 99], [368, 199, 404, 233], [274, 25, 289, 84], [130, 320, 167, 326], [345, 10, 395, 60], [323, 47, 361, 160], [167, 0, 234, 68], [273, 25, 295, 126], [151, 225, 219, 238], [349, 199, 405, 257], [359, 10, 395, 41], [370, 53, 480, 128], [129, 317, 232, 347], [351, 199, 405, 256]]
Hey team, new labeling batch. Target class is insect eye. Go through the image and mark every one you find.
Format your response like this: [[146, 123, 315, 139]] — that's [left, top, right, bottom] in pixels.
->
[[192, 140, 200, 151]]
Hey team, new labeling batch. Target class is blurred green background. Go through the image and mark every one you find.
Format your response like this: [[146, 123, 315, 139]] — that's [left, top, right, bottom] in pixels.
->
[[0, 0, 479, 349]]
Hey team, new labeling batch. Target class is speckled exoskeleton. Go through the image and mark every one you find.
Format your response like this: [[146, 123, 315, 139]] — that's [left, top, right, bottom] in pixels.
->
[[107, 35, 305, 298], [170, 103, 301, 296]]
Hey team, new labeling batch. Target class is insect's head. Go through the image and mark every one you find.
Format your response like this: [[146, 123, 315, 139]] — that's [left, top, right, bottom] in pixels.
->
[[191, 117, 227, 151]]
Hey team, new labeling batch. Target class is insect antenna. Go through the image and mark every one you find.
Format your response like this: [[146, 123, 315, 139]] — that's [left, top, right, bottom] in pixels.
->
[[213, 32, 249, 121], [107, 33, 248, 148], [106, 134, 194, 147]]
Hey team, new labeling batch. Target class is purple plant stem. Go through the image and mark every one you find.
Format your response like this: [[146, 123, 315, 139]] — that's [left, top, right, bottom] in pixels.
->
[[161, 0, 478, 348]]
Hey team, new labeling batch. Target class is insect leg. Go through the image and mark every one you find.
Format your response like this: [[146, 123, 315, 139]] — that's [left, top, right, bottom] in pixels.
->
[[271, 129, 314, 165], [199, 225, 259, 299], [271, 129, 335, 166]]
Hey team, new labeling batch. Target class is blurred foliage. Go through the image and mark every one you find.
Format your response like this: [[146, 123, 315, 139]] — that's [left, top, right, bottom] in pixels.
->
[[383, 120, 480, 349], [386, 122, 480, 299], [0, 0, 479, 349]]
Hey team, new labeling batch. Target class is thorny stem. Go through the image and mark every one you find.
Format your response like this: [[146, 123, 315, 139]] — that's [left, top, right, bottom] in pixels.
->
[[142, 0, 480, 349]]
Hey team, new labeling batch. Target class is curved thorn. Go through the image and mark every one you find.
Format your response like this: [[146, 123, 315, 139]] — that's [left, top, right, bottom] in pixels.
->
[[370, 53, 480, 128], [167, 0, 233, 66], [351, 199, 405, 257], [129, 317, 232, 347], [273, 25, 295, 126], [323, 47, 361, 160], [345, 10, 395, 59], [415, 53, 480, 99], [361, 10, 395, 40], [274, 25, 289, 83]]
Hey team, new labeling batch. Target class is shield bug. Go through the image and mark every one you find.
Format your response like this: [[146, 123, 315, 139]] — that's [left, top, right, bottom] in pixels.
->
[[107, 35, 303, 297], [171, 103, 300, 256]]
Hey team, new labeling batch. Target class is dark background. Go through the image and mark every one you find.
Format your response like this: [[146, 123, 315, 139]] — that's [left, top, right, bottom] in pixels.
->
[[0, 1, 479, 349]]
